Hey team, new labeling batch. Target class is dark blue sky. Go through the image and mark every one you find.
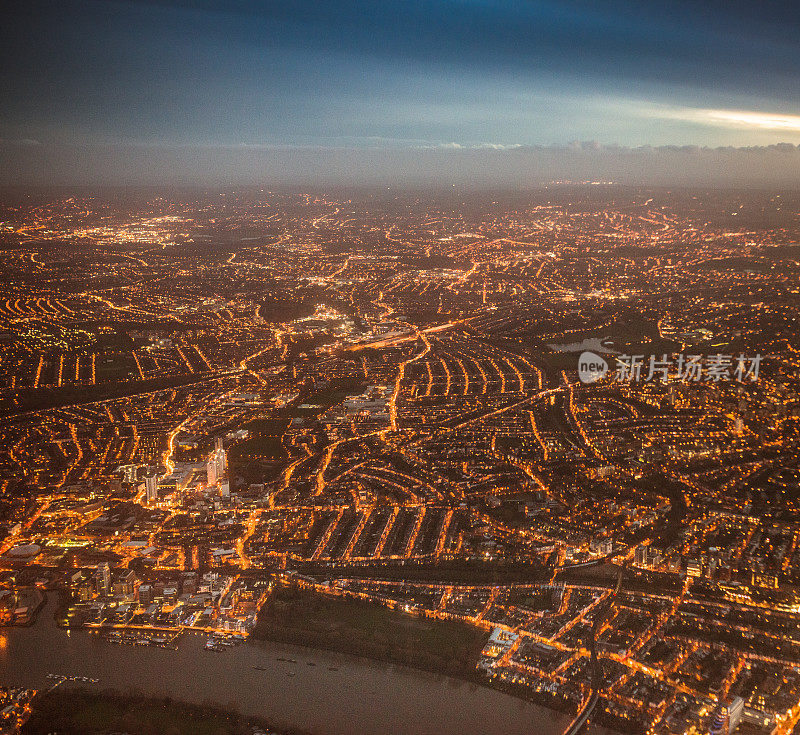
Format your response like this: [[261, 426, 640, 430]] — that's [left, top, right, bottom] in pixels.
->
[[2, 0, 799, 148], [2, 0, 800, 185]]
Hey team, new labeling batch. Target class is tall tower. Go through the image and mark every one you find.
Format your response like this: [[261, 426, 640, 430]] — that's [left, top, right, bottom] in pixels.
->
[[710, 697, 744, 735], [206, 454, 218, 486], [144, 472, 158, 505], [96, 562, 111, 596]]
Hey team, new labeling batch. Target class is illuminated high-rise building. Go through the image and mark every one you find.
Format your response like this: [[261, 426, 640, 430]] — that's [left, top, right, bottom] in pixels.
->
[[96, 562, 111, 596], [119, 464, 138, 485], [144, 472, 158, 504], [710, 697, 744, 735], [207, 440, 227, 487], [207, 454, 219, 486]]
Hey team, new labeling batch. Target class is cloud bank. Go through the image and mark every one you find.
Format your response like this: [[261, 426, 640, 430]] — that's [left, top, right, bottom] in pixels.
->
[[2, 140, 800, 189]]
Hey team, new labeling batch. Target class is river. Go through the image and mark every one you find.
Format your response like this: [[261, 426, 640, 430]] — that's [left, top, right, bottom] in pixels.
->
[[0, 596, 578, 735]]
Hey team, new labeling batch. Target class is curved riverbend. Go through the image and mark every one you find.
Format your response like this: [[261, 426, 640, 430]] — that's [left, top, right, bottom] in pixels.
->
[[0, 596, 578, 735]]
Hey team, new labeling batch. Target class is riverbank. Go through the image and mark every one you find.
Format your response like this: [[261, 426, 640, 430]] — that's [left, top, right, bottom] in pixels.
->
[[0, 594, 573, 735], [252, 585, 631, 734], [252, 584, 488, 679], [22, 688, 308, 735], [0, 586, 45, 627]]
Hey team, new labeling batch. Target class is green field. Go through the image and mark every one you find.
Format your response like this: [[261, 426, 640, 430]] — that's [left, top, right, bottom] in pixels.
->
[[253, 584, 488, 677]]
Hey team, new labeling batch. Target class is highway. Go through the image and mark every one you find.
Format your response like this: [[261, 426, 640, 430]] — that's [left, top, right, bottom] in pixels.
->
[[564, 692, 599, 735]]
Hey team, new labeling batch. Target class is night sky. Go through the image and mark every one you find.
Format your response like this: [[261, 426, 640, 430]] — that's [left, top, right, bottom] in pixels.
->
[[2, 0, 800, 185]]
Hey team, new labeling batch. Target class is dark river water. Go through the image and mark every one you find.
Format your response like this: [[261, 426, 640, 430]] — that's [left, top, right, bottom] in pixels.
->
[[0, 596, 582, 735]]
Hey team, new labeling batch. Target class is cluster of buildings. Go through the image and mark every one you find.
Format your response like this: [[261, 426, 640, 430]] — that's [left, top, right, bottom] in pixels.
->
[[0, 190, 799, 733], [0, 686, 35, 734], [66, 565, 267, 637]]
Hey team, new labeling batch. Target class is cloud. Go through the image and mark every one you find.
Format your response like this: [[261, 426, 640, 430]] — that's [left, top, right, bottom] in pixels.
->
[[2, 139, 800, 188], [423, 142, 523, 150], [641, 104, 800, 134], [703, 110, 800, 132]]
